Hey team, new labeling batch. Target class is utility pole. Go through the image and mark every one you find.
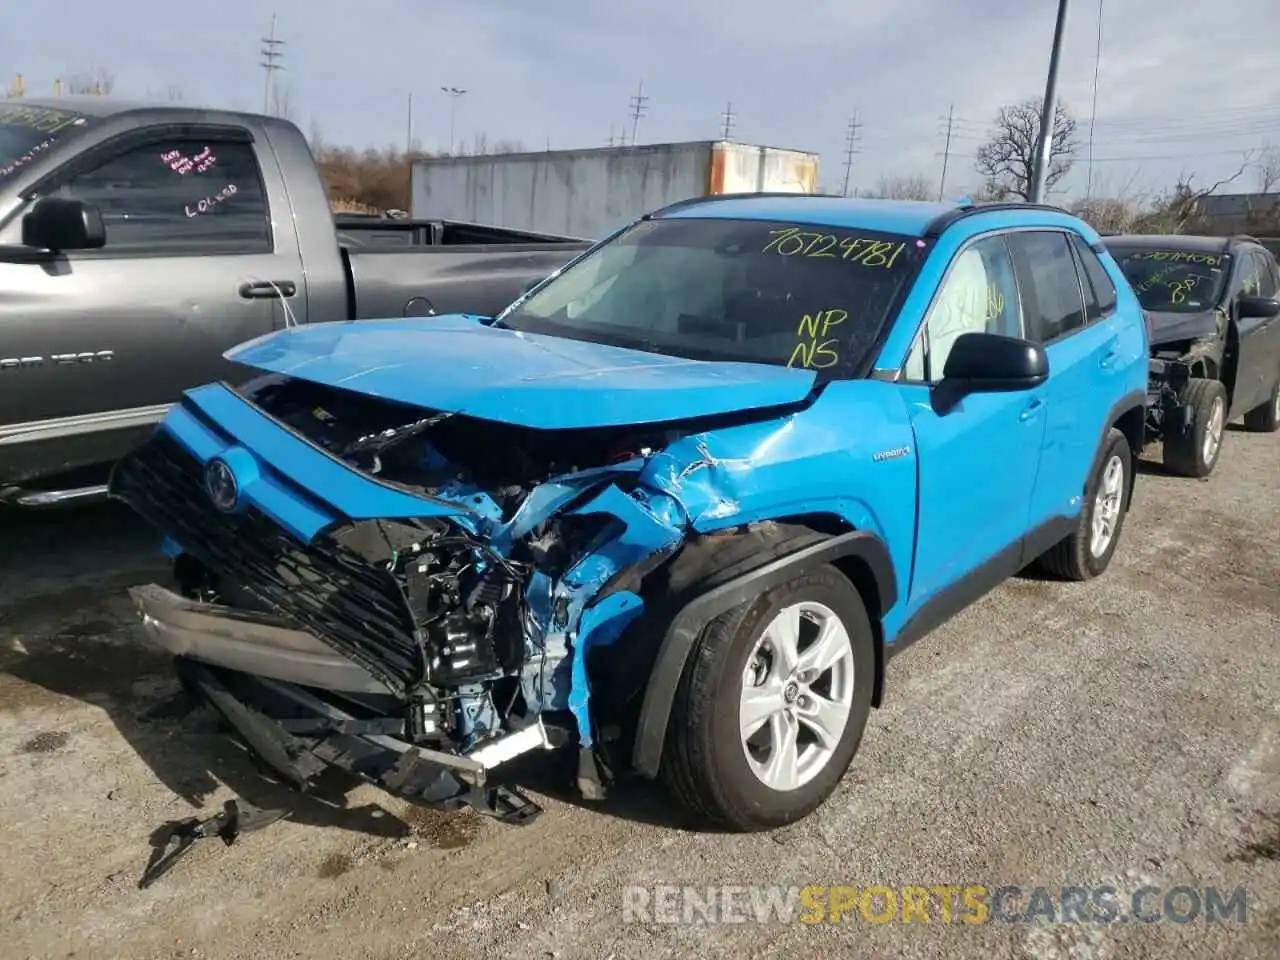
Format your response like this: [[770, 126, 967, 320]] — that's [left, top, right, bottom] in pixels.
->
[[628, 80, 649, 146], [1030, 0, 1070, 203], [720, 101, 736, 140], [260, 14, 285, 116], [406, 92, 413, 153], [938, 103, 955, 201], [840, 114, 861, 197], [440, 86, 466, 154], [607, 124, 617, 147]]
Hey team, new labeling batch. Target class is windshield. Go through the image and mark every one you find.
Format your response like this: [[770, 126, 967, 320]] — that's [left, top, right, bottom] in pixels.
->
[[497, 216, 929, 375], [0, 104, 92, 179], [1108, 246, 1230, 314]]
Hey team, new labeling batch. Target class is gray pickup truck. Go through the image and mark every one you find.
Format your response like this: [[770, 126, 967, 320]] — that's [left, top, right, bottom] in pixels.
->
[[0, 98, 591, 506]]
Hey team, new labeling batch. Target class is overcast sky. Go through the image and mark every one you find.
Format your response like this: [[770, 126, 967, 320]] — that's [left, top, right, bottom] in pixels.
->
[[6, 0, 1280, 202]]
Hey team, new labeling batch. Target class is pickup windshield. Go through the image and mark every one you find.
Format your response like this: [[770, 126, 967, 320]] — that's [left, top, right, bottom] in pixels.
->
[[0, 104, 92, 178], [497, 216, 927, 375], [1108, 246, 1230, 314]]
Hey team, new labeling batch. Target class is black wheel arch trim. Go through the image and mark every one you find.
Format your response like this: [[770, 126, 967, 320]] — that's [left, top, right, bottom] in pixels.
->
[[631, 529, 896, 779]]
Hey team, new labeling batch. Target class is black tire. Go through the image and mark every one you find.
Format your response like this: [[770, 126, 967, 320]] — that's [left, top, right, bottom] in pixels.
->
[[1162, 378, 1228, 478], [1036, 427, 1133, 582], [660, 564, 875, 831], [1242, 375, 1280, 433]]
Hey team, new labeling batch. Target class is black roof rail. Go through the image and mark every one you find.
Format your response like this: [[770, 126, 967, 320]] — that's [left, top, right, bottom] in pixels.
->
[[922, 200, 1073, 238], [644, 191, 847, 219]]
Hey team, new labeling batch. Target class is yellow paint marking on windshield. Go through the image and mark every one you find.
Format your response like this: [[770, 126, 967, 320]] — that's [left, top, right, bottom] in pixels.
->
[[763, 228, 906, 268], [1126, 251, 1223, 266], [789, 308, 846, 369]]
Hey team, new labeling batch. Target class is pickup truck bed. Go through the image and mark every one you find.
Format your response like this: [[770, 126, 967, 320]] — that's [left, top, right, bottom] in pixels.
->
[[0, 98, 591, 504]]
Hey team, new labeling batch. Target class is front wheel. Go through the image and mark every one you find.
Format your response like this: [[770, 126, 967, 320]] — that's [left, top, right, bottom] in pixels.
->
[[660, 566, 875, 831], [1163, 378, 1228, 477]]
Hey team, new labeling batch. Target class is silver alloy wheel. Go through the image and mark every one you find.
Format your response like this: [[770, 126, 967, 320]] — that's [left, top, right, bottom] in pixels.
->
[[739, 601, 855, 792], [1090, 454, 1125, 558], [1203, 395, 1226, 466], [1274, 386, 1280, 420]]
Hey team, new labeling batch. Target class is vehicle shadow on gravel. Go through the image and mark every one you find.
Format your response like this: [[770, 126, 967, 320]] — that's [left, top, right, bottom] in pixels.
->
[[498, 745, 733, 834], [1, 505, 414, 853]]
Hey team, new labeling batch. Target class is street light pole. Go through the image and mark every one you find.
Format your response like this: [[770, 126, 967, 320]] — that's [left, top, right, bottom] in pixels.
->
[[1030, 0, 1070, 204], [441, 86, 467, 154]]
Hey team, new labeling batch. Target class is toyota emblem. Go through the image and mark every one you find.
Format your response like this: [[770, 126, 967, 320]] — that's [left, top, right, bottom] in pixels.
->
[[203, 458, 239, 512]]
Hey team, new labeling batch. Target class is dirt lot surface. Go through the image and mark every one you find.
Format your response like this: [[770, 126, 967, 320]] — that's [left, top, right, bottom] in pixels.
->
[[1, 429, 1278, 960]]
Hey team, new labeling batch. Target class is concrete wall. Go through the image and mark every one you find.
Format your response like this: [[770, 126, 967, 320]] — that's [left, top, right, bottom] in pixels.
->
[[411, 140, 819, 240]]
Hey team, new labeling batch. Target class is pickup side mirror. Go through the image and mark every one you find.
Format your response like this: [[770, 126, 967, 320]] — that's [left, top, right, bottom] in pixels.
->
[[21, 197, 106, 252], [1237, 295, 1280, 320], [932, 332, 1049, 415]]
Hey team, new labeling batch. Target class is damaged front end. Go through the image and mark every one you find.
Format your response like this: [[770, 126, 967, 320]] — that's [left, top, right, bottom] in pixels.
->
[[1144, 310, 1226, 442], [109, 373, 731, 821]]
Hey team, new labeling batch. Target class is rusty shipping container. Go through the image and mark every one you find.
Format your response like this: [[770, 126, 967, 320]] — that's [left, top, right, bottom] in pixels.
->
[[410, 140, 820, 240]]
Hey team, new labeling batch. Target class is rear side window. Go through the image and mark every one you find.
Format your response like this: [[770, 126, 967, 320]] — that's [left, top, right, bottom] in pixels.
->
[[50, 136, 272, 256], [1070, 234, 1117, 319], [1007, 231, 1087, 343]]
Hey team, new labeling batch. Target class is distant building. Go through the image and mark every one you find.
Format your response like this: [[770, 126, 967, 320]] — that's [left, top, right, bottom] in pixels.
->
[[1185, 192, 1280, 238]]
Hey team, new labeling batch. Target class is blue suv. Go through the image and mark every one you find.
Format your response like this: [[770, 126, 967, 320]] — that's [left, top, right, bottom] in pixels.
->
[[110, 196, 1150, 832]]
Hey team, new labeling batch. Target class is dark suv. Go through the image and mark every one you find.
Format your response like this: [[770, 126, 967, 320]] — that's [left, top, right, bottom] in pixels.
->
[[1103, 234, 1280, 477]]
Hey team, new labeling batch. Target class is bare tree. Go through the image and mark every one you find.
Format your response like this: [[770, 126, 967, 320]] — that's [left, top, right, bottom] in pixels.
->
[[1141, 159, 1252, 234], [65, 65, 115, 96], [1255, 142, 1280, 194], [864, 174, 934, 201], [974, 97, 1078, 200]]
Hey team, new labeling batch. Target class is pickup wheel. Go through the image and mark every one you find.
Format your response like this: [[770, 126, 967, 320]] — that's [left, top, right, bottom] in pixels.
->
[[1241, 375, 1280, 433], [1162, 378, 1228, 477], [1036, 427, 1133, 582], [660, 565, 874, 832]]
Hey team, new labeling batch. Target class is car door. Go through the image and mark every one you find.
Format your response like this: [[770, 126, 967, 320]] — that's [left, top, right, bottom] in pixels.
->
[[0, 125, 301, 433], [1008, 229, 1124, 532], [1228, 249, 1280, 416], [899, 232, 1048, 610]]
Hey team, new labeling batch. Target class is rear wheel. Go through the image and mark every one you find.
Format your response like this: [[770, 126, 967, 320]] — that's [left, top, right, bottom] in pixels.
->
[[1163, 378, 1228, 478], [660, 566, 875, 831], [1036, 427, 1133, 581], [1242, 375, 1280, 433]]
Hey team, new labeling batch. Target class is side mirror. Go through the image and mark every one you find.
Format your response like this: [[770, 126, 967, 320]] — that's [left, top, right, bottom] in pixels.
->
[[21, 197, 106, 252], [932, 332, 1049, 415], [1237, 295, 1280, 320]]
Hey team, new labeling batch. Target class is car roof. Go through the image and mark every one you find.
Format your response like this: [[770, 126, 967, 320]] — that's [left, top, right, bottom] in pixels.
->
[[1103, 233, 1236, 255], [653, 194, 1083, 239]]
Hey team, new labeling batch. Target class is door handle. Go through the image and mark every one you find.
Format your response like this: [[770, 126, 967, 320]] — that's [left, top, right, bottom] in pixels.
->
[[1099, 336, 1121, 369], [239, 280, 297, 299], [1018, 399, 1044, 422]]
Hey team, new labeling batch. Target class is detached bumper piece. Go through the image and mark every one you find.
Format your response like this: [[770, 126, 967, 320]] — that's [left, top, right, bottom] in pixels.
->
[[176, 658, 546, 825], [130, 582, 548, 830]]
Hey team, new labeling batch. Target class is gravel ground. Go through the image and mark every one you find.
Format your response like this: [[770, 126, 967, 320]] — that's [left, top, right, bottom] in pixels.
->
[[1, 428, 1277, 960]]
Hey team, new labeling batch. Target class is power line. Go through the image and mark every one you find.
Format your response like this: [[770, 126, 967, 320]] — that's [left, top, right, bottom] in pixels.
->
[[1086, 0, 1104, 199], [840, 114, 862, 197], [260, 13, 284, 116], [628, 80, 649, 145], [720, 100, 736, 140], [938, 104, 955, 201]]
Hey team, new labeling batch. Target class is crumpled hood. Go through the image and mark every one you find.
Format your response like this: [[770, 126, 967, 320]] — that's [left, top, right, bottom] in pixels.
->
[[226, 315, 816, 430], [1147, 310, 1220, 348]]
